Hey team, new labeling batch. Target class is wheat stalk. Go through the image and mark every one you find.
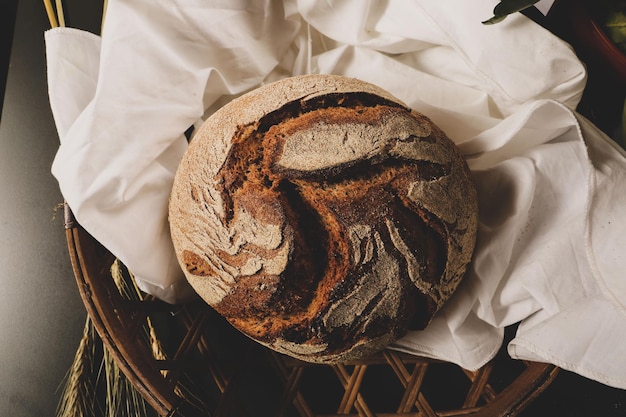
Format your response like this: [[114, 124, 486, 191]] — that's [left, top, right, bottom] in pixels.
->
[[43, 0, 58, 28], [56, 316, 98, 417], [101, 0, 109, 33], [109, 259, 163, 416], [147, 316, 168, 378], [110, 260, 214, 414], [48, 2, 165, 416], [102, 347, 151, 417], [55, 0, 65, 26], [56, 260, 159, 417], [43, 0, 66, 28], [110, 259, 167, 361]]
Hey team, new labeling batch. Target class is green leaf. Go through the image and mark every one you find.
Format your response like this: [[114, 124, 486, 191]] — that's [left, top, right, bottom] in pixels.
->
[[482, 0, 541, 25], [482, 15, 508, 25], [605, 11, 626, 44]]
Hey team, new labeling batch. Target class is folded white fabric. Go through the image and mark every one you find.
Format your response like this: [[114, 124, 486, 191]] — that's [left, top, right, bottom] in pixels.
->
[[46, 0, 626, 389], [47, 0, 301, 302]]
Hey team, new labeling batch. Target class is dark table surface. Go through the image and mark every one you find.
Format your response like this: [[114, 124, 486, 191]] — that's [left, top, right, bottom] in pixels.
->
[[0, 2, 624, 416], [0, 2, 84, 417]]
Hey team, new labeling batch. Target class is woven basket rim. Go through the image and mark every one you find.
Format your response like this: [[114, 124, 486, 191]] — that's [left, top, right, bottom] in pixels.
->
[[63, 203, 559, 417]]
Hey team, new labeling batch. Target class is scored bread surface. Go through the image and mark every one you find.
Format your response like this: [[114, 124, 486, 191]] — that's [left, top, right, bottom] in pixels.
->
[[169, 74, 478, 363]]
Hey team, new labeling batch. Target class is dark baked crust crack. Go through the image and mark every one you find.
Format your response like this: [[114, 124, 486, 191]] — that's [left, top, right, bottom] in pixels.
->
[[169, 75, 478, 363]]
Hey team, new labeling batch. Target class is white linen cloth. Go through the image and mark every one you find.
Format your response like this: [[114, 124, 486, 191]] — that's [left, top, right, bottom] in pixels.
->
[[45, 0, 626, 389]]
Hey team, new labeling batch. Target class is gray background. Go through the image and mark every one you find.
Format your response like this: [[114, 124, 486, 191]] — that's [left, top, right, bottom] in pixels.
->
[[0, 1, 99, 416]]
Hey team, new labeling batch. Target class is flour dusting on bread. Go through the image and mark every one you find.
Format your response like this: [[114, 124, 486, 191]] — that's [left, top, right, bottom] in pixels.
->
[[169, 74, 478, 363]]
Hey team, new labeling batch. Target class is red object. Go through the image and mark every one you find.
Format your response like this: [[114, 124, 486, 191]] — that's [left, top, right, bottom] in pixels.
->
[[545, 0, 625, 138], [568, 2, 626, 86]]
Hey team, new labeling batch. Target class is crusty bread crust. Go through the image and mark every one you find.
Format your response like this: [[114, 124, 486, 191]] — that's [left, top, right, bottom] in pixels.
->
[[169, 74, 478, 363]]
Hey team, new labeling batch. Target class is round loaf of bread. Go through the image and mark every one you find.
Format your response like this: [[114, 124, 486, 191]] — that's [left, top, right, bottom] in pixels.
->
[[169, 74, 478, 363]]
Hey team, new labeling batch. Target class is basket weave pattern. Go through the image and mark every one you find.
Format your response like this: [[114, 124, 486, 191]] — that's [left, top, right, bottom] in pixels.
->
[[63, 203, 558, 417]]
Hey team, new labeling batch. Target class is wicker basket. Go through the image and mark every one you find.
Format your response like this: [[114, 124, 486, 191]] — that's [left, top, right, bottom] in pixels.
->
[[63, 203, 558, 417]]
